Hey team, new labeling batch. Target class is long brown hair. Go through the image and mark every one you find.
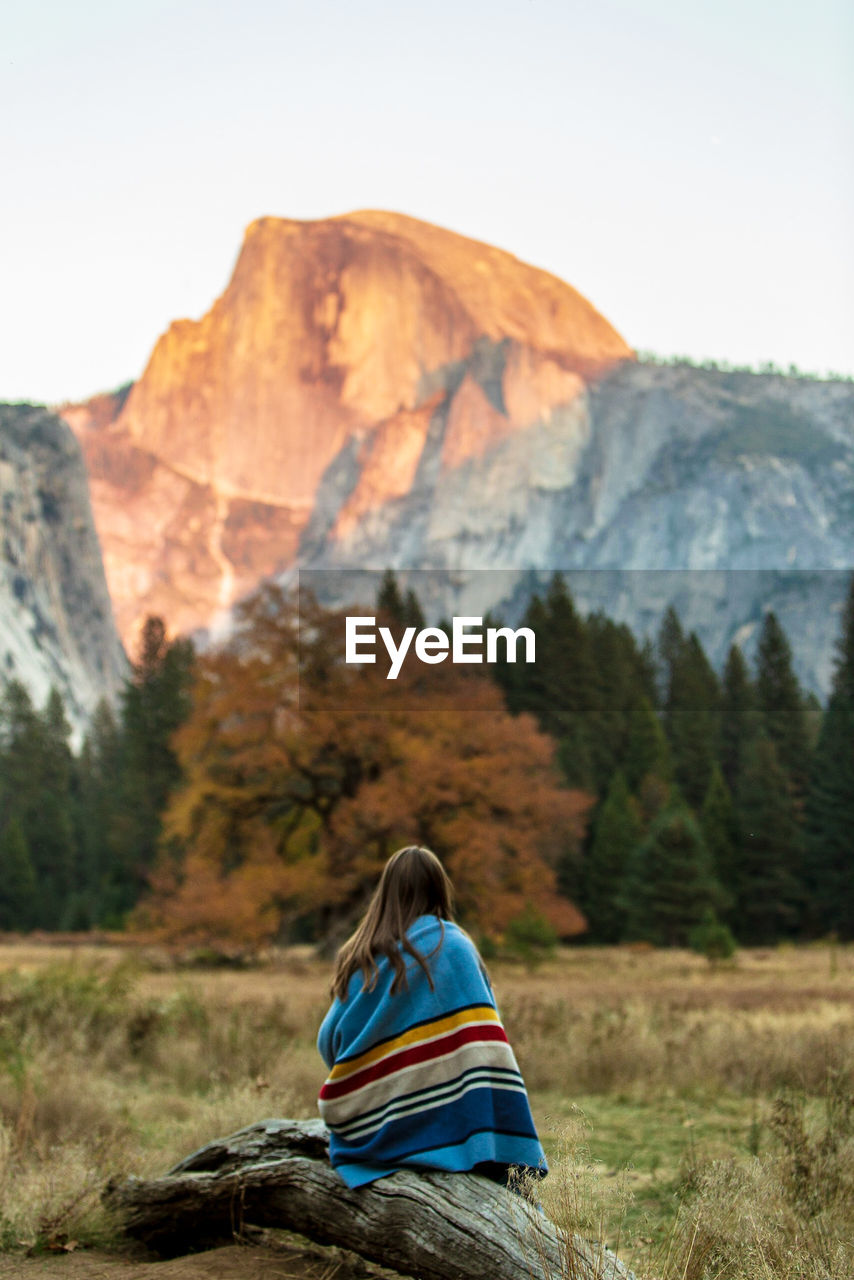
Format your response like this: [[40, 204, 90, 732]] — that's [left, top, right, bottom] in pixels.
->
[[331, 846, 455, 1001]]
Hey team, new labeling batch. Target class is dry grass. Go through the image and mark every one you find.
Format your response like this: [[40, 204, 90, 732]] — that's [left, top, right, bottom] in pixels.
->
[[536, 1083, 854, 1280], [0, 951, 325, 1251], [0, 939, 851, 1276]]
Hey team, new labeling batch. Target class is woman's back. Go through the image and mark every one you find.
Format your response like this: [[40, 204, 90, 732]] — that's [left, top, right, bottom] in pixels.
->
[[318, 912, 547, 1188]]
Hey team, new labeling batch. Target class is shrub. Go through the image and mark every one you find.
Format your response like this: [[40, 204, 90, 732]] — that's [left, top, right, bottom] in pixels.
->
[[503, 905, 558, 970], [689, 909, 737, 962]]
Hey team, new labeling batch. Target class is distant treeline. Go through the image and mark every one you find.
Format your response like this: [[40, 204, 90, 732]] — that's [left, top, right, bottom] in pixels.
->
[[491, 573, 854, 946], [0, 619, 194, 931], [1, 573, 852, 946], [634, 350, 854, 383]]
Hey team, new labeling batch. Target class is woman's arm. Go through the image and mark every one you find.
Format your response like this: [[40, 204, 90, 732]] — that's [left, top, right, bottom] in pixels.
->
[[317, 999, 340, 1069]]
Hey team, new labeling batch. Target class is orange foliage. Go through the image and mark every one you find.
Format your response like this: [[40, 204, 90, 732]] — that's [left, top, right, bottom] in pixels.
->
[[141, 586, 591, 946]]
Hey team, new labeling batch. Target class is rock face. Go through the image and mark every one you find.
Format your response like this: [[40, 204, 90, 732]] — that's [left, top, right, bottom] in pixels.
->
[[307, 360, 854, 570], [302, 360, 854, 692], [63, 211, 631, 647], [0, 404, 128, 738], [61, 211, 854, 694]]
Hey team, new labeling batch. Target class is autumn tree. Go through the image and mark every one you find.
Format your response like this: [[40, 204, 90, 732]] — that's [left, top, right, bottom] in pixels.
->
[[141, 586, 591, 949]]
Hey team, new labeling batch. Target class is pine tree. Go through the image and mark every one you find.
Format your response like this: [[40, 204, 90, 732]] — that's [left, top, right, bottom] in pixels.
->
[[585, 613, 646, 795], [0, 817, 38, 930], [700, 765, 737, 917], [0, 680, 39, 805], [529, 575, 595, 742], [755, 611, 811, 802], [719, 644, 753, 795], [76, 699, 124, 925], [804, 574, 854, 937], [402, 589, 426, 631], [376, 570, 407, 624], [33, 690, 77, 927], [621, 802, 721, 947], [735, 737, 801, 943], [116, 618, 195, 911], [663, 631, 721, 810], [0, 682, 76, 928], [582, 771, 641, 942], [622, 695, 671, 793], [374, 574, 426, 653], [637, 637, 660, 709], [657, 606, 686, 713], [555, 725, 595, 794], [496, 590, 549, 721], [495, 576, 596, 788]]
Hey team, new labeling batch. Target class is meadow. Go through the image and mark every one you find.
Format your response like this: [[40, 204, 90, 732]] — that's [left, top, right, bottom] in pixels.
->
[[0, 940, 851, 1279]]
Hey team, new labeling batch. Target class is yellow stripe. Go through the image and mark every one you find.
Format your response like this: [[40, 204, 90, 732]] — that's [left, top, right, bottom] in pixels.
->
[[328, 1005, 499, 1082]]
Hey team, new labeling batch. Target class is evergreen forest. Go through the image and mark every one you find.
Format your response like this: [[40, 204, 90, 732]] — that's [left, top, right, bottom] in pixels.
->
[[1, 573, 852, 948]]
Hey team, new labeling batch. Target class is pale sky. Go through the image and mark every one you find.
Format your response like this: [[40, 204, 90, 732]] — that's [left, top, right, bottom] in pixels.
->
[[2, 0, 853, 404]]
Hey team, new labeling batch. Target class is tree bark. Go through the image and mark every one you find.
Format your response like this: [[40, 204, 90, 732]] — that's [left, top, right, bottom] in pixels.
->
[[104, 1118, 637, 1280]]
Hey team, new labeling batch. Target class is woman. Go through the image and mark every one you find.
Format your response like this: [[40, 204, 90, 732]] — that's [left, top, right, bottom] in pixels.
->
[[317, 845, 547, 1188]]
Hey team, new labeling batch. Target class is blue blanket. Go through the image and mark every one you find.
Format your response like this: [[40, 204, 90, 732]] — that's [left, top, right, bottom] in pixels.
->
[[317, 915, 547, 1187]]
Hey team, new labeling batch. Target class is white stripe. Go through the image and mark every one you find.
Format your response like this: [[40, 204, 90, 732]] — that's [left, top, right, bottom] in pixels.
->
[[331, 1070, 528, 1141], [327, 1065, 522, 1137], [322, 1038, 521, 1124]]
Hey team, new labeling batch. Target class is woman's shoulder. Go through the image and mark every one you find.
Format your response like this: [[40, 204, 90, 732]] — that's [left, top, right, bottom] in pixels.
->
[[335, 917, 484, 1006], [409, 916, 482, 966], [408, 914, 466, 944]]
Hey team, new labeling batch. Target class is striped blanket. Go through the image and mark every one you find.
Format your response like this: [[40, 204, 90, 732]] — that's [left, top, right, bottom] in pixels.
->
[[317, 914, 547, 1187]]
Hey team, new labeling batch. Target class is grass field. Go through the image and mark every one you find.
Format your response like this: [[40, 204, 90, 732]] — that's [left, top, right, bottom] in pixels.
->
[[0, 939, 851, 1278]]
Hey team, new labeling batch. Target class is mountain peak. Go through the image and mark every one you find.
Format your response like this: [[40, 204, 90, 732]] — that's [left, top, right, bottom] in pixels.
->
[[66, 210, 633, 645]]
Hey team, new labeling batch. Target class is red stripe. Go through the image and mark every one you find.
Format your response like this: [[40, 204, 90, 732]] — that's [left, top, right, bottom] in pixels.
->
[[319, 1024, 509, 1101]]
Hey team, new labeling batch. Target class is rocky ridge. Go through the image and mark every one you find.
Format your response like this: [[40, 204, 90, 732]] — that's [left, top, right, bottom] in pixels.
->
[[301, 359, 854, 691], [63, 211, 631, 647], [60, 212, 854, 695], [0, 404, 128, 738]]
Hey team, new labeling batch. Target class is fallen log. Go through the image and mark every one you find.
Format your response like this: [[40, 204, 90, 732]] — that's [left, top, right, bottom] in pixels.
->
[[104, 1118, 638, 1280]]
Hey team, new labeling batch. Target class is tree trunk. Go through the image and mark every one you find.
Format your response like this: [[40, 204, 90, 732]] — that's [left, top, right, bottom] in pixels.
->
[[104, 1118, 637, 1280]]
